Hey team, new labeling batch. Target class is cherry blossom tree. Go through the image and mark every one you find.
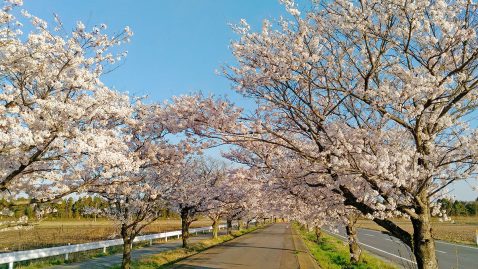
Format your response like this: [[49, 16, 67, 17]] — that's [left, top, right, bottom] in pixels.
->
[[226, 144, 366, 263], [218, 168, 258, 234], [0, 0, 134, 206], [166, 157, 225, 247], [221, 1, 478, 268], [87, 101, 194, 269], [205, 170, 236, 239]]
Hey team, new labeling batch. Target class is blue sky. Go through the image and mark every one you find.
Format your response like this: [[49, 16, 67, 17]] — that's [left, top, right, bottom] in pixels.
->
[[23, 0, 295, 108], [22, 1, 476, 201]]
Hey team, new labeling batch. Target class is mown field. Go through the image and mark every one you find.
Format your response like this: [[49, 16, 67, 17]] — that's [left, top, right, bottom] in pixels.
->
[[0, 218, 214, 253], [357, 216, 478, 245]]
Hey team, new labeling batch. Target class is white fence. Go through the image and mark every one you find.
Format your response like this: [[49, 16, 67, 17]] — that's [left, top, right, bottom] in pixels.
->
[[0, 224, 231, 269]]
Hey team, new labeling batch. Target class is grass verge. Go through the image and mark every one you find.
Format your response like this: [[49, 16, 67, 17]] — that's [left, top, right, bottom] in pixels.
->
[[295, 224, 398, 269], [115, 225, 266, 269]]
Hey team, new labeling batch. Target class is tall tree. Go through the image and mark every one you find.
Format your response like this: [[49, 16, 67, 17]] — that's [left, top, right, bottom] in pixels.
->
[[90, 101, 194, 269], [167, 158, 225, 247], [0, 0, 134, 204], [219, 1, 478, 268]]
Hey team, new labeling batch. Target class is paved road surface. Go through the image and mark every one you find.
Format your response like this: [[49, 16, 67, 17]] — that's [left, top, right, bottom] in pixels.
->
[[49, 230, 224, 269], [171, 223, 318, 269], [331, 227, 478, 269]]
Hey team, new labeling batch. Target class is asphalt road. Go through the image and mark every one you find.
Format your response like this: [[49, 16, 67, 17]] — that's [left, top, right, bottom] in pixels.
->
[[331, 227, 478, 269], [171, 223, 317, 269]]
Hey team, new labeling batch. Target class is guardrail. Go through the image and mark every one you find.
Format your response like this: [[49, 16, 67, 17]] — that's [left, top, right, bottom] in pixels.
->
[[0, 224, 232, 269]]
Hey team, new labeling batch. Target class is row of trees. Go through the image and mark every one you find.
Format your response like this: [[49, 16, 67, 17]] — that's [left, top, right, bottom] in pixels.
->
[[438, 198, 478, 216], [188, 1, 478, 269], [0, 2, 267, 268], [1, 1, 478, 269], [0, 196, 112, 220]]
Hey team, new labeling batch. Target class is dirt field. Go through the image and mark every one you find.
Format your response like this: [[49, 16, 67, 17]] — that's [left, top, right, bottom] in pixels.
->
[[0, 218, 214, 252], [357, 216, 478, 245]]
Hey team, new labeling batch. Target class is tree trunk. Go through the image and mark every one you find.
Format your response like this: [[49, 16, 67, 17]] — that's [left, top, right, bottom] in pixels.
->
[[226, 218, 233, 235], [238, 219, 243, 230], [410, 197, 439, 269], [121, 239, 132, 269], [314, 226, 322, 242], [120, 224, 133, 269], [345, 215, 361, 264], [181, 209, 190, 248], [211, 217, 219, 239]]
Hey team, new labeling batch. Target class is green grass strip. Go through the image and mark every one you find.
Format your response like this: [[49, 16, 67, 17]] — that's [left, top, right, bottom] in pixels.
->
[[294, 224, 398, 269]]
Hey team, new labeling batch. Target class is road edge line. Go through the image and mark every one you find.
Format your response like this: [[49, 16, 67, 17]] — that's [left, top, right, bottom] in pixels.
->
[[325, 230, 417, 265]]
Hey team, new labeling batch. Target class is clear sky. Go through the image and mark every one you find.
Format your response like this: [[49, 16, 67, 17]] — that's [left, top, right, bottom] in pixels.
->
[[22, 0, 477, 201], [23, 0, 296, 108]]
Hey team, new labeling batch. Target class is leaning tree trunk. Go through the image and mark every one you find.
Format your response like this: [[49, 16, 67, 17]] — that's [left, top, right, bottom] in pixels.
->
[[120, 224, 133, 269], [180, 208, 190, 248], [345, 215, 361, 264], [410, 195, 439, 269], [226, 218, 233, 235], [211, 217, 220, 239]]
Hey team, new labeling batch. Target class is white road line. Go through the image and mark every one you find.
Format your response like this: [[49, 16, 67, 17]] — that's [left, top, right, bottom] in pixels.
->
[[435, 240, 478, 250], [327, 231, 417, 265], [363, 233, 375, 237], [436, 250, 446, 254]]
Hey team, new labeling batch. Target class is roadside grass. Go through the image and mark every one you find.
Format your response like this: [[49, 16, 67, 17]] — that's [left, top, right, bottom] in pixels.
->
[[357, 216, 478, 245], [114, 225, 265, 269], [295, 224, 398, 269]]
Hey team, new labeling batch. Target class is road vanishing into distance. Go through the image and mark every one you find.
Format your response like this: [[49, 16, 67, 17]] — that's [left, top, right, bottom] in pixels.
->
[[171, 223, 319, 269], [331, 227, 478, 269]]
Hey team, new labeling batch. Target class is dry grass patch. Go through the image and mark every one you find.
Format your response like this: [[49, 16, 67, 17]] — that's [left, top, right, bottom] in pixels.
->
[[0, 219, 214, 252]]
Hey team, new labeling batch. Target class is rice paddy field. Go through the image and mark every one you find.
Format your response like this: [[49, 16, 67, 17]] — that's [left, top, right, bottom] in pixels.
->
[[0, 218, 214, 253], [357, 216, 478, 245]]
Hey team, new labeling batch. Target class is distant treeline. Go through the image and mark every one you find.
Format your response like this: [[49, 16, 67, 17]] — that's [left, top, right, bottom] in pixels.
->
[[0, 197, 174, 220], [438, 198, 478, 216], [2, 196, 477, 219]]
